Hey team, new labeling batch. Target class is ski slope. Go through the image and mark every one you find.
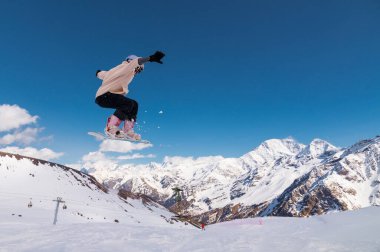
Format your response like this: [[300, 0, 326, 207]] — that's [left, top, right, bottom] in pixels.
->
[[0, 207, 379, 251], [0, 152, 186, 227]]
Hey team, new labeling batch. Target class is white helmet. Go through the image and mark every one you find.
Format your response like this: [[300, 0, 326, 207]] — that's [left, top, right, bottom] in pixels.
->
[[125, 55, 139, 62]]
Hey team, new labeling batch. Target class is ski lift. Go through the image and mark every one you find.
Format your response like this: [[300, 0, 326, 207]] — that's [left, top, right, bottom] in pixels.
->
[[63, 204, 67, 210], [28, 198, 32, 208]]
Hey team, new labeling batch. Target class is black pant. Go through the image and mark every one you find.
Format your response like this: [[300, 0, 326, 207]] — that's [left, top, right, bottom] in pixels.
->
[[95, 92, 138, 121]]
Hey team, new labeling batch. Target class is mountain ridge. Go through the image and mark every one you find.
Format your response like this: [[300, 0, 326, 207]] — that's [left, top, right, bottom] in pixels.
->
[[81, 136, 380, 224], [2, 136, 379, 225]]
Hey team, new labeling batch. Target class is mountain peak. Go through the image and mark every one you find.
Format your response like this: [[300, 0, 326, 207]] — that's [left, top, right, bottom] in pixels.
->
[[241, 138, 305, 165], [298, 138, 339, 158], [257, 138, 303, 155], [342, 136, 380, 156]]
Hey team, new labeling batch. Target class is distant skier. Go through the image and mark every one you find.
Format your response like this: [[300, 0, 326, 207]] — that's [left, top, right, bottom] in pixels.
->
[[95, 51, 165, 141]]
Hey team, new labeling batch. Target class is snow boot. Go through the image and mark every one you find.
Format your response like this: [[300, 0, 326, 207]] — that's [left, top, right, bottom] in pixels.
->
[[123, 119, 141, 141], [105, 115, 126, 138]]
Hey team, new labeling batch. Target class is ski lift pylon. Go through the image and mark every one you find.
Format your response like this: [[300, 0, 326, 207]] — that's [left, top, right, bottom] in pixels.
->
[[28, 198, 32, 208]]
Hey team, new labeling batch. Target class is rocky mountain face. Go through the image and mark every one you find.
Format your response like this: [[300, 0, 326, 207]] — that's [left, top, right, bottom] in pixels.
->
[[84, 136, 380, 224], [193, 137, 380, 223]]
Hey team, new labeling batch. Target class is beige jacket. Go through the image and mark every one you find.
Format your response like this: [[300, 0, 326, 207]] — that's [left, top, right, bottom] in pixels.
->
[[95, 59, 140, 97]]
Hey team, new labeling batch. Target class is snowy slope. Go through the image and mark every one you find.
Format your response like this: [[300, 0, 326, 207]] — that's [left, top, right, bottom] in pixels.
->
[[1, 206, 379, 252], [0, 152, 189, 228]]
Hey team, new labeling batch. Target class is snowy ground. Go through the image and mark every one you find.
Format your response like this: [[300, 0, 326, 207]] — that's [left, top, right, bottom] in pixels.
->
[[1, 207, 379, 252], [1, 153, 379, 251]]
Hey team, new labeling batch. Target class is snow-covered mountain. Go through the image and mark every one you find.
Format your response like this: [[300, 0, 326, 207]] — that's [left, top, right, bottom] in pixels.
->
[[195, 137, 380, 223], [82, 136, 380, 223], [0, 151, 190, 228]]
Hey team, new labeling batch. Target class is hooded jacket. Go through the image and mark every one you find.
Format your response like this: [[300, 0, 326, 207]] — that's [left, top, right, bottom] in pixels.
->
[[95, 58, 141, 98]]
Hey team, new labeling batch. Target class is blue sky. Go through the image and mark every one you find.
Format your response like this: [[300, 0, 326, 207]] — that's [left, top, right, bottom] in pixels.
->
[[0, 0, 379, 164]]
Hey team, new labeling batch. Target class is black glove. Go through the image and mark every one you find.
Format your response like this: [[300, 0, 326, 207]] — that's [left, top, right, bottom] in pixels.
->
[[149, 51, 165, 64]]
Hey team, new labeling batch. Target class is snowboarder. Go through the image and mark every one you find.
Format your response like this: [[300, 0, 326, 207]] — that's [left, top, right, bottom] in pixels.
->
[[95, 51, 165, 141]]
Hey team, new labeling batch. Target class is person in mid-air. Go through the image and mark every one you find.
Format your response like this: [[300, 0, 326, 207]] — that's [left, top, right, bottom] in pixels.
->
[[95, 51, 165, 141]]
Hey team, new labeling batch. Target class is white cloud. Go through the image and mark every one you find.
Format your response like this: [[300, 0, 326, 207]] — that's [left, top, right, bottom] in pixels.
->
[[82, 151, 109, 162], [0, 127, 41, 145], [162, 155, 224, 166], [99, 139, 152, 153], [0, 146, 64, 161], [80, 151, 120, 178], [0, 104, 38, 132], [38, 135, 54, 143], [65, 163, 82, 171], [117, 153, 156, 160], [74, 139, 154, 178]]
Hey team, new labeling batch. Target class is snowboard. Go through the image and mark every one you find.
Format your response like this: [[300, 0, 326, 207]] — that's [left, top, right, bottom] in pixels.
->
[[88, 131, 150, 144]]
